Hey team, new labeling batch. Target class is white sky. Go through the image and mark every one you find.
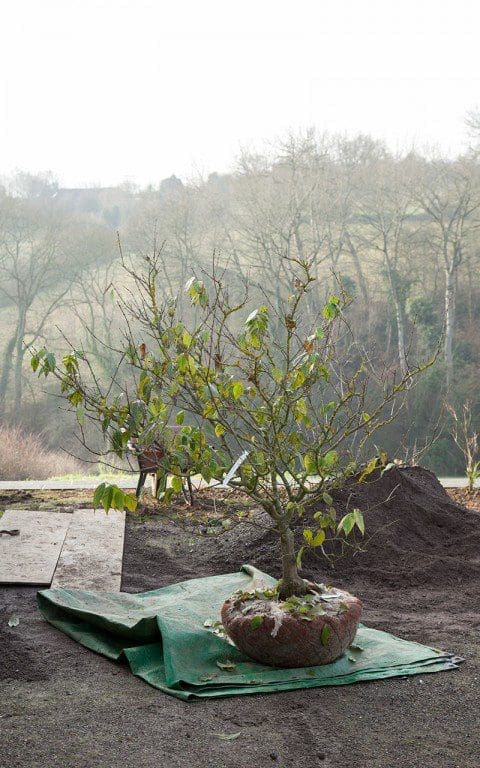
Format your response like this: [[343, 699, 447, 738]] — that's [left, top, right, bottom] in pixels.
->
[[0, 0, 479, 187]]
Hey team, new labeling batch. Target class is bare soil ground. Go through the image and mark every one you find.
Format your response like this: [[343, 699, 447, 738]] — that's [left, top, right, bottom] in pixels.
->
[[1, 468, 479, 768]]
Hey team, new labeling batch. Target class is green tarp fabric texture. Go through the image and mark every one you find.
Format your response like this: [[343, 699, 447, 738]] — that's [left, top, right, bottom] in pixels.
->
[[37, 565, 463, 700]]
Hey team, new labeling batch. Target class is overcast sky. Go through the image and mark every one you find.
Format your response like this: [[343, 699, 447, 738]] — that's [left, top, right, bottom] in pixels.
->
[[0, 0, 479, 187]]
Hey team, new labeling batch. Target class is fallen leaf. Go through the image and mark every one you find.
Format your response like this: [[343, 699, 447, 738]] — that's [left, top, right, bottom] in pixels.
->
[[216, 660, 237, 671], [214, 732, 241, 741], [320, 624, 331, 646], [8, 615, 19, 627]]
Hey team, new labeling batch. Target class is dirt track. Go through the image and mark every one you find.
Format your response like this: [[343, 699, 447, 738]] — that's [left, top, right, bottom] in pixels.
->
[[1, 468, 479, 768]]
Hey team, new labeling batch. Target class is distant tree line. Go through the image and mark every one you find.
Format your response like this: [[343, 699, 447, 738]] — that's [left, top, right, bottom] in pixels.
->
[[1, 130, 480, 474]]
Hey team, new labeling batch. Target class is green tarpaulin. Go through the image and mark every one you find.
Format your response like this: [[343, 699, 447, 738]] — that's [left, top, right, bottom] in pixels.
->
[[37, 565, 462, 700]]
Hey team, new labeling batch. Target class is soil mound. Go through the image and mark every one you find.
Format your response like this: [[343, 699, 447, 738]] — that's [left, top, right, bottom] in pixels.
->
[[324, 465, 480, 589], [207, 466, 480, 593]]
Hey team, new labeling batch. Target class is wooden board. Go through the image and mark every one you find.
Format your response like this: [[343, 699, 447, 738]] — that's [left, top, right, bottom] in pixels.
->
[[51, 509, 125, 592], [0, 510, 71, 585]]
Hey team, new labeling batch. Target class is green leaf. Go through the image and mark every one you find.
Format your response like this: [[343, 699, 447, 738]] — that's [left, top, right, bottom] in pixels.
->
[[322, 491, 333, 506], [288, 432, 302, 450], [111, 429, 125, 457], [112, 486, 125, 510], [44, 351, 56, 373], [294, 397, 308, 423], [359, 456, 378, 482], [338, 512, 355, 536], [293, 369, 306, 389], [67, 350, 82, 371], [185, 277, 207, 307], [175, 410, 185, 425], [303, 528, 325, 547], [232, 381, 244, 400], [321, 450, 338, 469], [137, 373, 152, 403], [303, 528, 314, 545], [176, 353, 188, 373], [323, 296, 340, 320], [250, 615, 264, 629], [101, 485, 115, 512], [311, 529, 325, 547], [353, 508, 365, 535], [296, 397, 307, 415], [320, 624, 331, 646], [93, 483, 107, 509], [182, 331, 192, 348], [303, 453, 317, 474], [315, 327, 324, 339], [215, 423, 226, 437], [254, 409, 267, 426], [68, 390, 83, 407], [123, 493, 138, 512], [171, 476, 183, 493], [296, 546, 305, 569]]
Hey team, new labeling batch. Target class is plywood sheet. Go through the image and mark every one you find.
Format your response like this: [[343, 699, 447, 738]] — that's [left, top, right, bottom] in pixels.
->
[[0, 510, 71, 585], [51, 509, 125, 592]]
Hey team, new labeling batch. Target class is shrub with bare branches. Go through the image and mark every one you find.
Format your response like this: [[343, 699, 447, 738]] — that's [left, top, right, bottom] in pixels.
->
[[0, 426, 83, 480]]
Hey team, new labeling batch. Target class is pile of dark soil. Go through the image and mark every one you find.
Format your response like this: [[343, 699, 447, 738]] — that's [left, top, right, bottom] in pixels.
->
[[201, 466, 478, 584], [324, 465, 480, 588]]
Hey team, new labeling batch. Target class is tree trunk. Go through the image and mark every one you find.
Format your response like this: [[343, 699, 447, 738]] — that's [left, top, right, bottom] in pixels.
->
[[278, 526, 308, 599], [13, 309, 27, 412], [385, 261, 408, 377], [444, 265, 455, 390], [393, 294, 408, 377], [0, 333, 18, 416]]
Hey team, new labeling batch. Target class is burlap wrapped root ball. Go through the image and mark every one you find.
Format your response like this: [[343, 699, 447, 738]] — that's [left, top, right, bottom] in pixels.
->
[[221, 585, 362, 668]]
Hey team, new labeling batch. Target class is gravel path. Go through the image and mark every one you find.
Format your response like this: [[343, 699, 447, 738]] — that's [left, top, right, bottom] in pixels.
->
[[0, 476, 477, 490]]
